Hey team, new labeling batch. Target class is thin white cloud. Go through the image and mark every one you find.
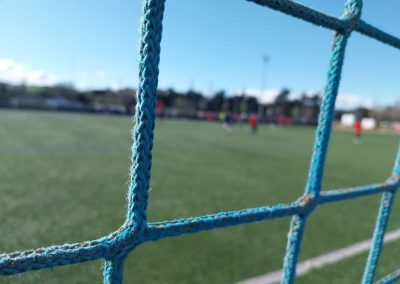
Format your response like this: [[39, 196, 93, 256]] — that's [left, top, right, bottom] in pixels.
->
[[287, 91, 302, 101], [0, 58, 58, 86], [238, 88, 282, 104], [0, 59, 116, 90], [238, 88, 317, 104], [77, 71, 89, 80], [95, 69, 107, 79], [238, 87, 377, 110], [335, 93, 377, 110], [76, 69, 117, 90]]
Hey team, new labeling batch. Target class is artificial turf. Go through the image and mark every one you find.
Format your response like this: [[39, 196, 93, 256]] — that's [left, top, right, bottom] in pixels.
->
[[1, 110, 399, 283]]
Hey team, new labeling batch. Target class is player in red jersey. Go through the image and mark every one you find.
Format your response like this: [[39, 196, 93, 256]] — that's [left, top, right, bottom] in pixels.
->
[[248, 113, 258, 134], [354, 119, 362, 143]]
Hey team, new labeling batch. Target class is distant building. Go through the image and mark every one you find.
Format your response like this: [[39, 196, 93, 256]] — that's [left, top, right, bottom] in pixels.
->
[[341, 113, 355, 127], [340, 113, 376, 130], [361, 118, 377, 130]]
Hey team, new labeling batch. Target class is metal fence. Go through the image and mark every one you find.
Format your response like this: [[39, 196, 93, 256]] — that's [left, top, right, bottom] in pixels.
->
[[1, 0, 400, 283]]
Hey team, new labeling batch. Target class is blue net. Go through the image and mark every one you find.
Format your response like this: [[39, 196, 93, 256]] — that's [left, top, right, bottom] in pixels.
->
[[1, 0, 400, 283]]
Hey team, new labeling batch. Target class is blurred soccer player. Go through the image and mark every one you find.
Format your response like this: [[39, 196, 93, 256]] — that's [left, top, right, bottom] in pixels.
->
[[222, 112, 233, 133], [248, 113, 258, 134], [353, 119, 362, 143]]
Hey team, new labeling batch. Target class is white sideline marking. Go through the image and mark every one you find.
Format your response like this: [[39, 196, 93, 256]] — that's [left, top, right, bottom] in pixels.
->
[[238, 228, 400, 284]]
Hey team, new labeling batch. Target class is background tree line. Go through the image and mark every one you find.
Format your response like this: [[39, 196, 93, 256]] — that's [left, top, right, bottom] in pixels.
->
[[2, 81, 399, 123]]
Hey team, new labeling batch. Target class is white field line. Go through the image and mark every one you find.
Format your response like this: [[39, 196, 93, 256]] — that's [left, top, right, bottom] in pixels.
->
[[238, 228, 400, 284]]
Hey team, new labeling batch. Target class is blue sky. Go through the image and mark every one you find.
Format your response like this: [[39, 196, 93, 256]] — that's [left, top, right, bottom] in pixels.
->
[[0, 0, 399, 108]]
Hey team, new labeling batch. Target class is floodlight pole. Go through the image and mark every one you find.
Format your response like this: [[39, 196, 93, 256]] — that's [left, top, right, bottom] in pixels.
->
[[258, 55, 270, 120]]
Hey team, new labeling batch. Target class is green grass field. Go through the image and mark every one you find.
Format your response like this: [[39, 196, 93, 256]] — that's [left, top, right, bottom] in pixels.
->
[[1, 110, 400, 283]]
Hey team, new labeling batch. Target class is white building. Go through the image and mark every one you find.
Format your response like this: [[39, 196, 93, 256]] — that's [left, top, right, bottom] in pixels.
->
[[340, 113, 377, 130]]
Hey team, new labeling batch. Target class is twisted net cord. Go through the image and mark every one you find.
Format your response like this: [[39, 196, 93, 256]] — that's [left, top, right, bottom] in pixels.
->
[[1, 0, 400, 283]]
